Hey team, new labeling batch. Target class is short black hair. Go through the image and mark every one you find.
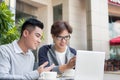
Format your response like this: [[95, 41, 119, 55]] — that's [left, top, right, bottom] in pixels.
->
[[21, 18, 44, 37]]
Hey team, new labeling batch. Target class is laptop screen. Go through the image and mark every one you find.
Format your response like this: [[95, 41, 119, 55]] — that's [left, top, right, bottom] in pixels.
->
[[74, 50, 105, 80]]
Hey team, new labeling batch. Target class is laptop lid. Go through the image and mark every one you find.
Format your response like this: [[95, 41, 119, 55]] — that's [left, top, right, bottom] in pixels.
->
[[74, 50, 105, 80]]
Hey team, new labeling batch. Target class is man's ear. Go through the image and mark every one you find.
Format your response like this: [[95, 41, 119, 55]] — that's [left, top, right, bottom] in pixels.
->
[[52, 34, 55, 39], [52, 34, 54, 38], [52, 35, 56, 43], [23, 30, 29, 37]]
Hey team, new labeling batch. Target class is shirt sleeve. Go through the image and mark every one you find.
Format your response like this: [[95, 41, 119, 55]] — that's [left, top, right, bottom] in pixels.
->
[[52, 66, 62, 74], [38, 46, 49, 66], [0, 47, 39, 80], [0, 70, 39, 80]]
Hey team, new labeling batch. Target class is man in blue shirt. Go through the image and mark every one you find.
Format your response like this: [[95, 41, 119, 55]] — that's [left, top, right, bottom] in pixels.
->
[[0, 18, 54, 79]]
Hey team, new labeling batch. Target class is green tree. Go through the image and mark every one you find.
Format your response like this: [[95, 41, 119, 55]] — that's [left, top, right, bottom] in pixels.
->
[[0, 2, 19, 45]]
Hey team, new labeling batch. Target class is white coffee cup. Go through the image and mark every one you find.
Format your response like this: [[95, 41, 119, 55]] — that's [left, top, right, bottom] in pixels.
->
[[39, 71, 57, 80], [62, 69, 75, 77]]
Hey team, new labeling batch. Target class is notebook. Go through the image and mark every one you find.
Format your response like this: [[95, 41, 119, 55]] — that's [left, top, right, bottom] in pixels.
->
[[74, 50, 105, 80]]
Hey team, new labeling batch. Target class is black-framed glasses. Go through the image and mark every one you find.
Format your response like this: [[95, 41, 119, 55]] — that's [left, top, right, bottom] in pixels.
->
[[56, 35, 71, 41]]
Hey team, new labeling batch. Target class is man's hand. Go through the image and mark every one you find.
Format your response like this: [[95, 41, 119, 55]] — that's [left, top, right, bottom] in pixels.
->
[[37, 61, 54, 74], [66, 56, 76, 69], [59, 56, 76, 72]]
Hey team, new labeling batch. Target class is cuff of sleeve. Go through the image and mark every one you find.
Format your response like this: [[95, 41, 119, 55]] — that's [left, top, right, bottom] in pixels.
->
[[30, 70, 39, 79], [52, 66, 62, 74]]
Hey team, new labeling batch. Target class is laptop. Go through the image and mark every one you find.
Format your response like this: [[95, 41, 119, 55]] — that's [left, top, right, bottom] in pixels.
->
[[74, 50, 105, 80]]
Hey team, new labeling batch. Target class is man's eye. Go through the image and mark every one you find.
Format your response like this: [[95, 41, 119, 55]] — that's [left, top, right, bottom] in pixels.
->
[[36, 34, 40, 37], [58, 36, 62, 38], [65, 36, 69, 38]]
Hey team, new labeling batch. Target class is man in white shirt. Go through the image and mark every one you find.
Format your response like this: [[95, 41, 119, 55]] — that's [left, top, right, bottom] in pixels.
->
[[0, 18, 54, 79]]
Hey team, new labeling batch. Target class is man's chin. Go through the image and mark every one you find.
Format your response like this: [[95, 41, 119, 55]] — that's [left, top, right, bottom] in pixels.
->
[[32, 47, 37, 50], [61, 45, 66, 47], [60, 46, 66, 49]]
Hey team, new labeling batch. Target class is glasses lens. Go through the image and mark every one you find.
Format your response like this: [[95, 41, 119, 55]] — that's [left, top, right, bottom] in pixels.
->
[[56, 36, 62, 40], [65, 35, 70, 40], [56, 35, 70, 41]]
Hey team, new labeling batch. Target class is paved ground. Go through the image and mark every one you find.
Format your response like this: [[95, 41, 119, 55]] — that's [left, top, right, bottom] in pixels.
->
[[104, 73, 120, 80], [104, 71, 120, 80]]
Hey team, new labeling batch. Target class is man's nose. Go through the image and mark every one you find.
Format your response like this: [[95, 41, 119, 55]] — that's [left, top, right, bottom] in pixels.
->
[[61, 38, 66, 42], [38, 38, 41, 43]]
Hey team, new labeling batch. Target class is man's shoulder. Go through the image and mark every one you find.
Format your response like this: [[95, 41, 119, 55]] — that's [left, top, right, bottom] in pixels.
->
[[68, 46, 76, 55], [40, 44, 52, 49], [0, 43, 13, 57], [0, 40, 15, 49], [0, 43, 12, 50], [38, 44, 52, 54]]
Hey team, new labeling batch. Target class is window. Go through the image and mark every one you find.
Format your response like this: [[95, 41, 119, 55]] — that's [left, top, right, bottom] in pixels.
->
[[16, 0, 36, 23], [109, 16, 120, 39], [53, 4, 62, 22]]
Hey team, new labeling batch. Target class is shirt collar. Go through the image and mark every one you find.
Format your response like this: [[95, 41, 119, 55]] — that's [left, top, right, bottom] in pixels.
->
[[12, 40, 31, 55]]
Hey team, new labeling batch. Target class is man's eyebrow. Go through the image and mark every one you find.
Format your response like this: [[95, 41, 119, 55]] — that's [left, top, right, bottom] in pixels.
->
[[35, 33, 42, 36], [58, 35, 70, 37]]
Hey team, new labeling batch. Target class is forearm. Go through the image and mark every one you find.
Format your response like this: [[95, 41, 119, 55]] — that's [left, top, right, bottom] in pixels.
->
[[59, 64, 71, 73], [52, 66, 62, 74], [0, 70, 39, 80], [51, 64, 71, 74]]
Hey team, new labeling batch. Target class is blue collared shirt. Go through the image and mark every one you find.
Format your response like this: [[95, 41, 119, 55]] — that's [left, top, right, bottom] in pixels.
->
[[0, 40, 39, 79]]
